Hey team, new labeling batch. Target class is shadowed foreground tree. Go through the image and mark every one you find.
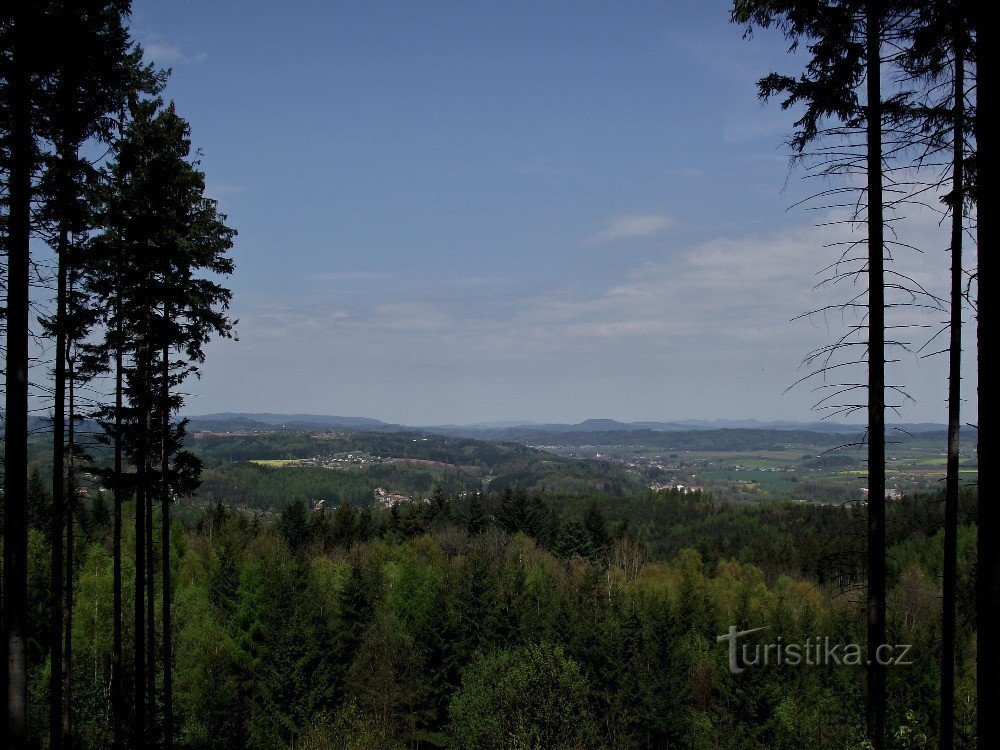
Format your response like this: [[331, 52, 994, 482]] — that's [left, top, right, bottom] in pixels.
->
[[1, 5, 52, 745], [33, 2, 142, 743], [86, 96, 234, 747], [973, 6, 995, 748], [893, 2, 975, 745], [731, 1, 914, 746]]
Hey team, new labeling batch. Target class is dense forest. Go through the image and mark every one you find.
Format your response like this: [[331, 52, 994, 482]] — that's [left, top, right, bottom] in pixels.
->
[[17, 484, 979, 749]]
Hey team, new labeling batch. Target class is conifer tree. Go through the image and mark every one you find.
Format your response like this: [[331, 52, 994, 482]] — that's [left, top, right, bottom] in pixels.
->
[[893, 3, 975, 745], [973, 7, 995, 746], [1, 7, 48, 742], [583, 502, 610, 556], [86, 94, 233, 747], [730, 1, 919, 744], [464, 494, 487, 536]]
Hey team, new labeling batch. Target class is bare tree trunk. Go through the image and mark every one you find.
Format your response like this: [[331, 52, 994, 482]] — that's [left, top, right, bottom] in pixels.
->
[[50, 203, 68, 750], [112, 338, 124, 750], [975, 7, 997, 749], [145, 412, 156, 740], [133, 344, 147, 747], [51, 3, 78, 743], [160, 306, 174, 750], [4, 7, 33, 747], [63, 355, 77, 747], [865, 3, 887, 749], [142, 320, 156, 745], [940, 23, 964, 750]]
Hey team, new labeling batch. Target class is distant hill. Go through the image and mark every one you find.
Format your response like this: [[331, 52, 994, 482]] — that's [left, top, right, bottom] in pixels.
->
[[425, 427, 863, 451], [189, 412, 399, 431], [670, 419, 946, 434], [424, 418, 946, 438], [179, 413, 950, 445], [187, 429, 642, 509], [423, 419, 701, 439], [24, 410, 949, 440]]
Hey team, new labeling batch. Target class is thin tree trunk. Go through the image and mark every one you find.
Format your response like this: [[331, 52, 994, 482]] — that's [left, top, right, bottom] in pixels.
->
[[111, 101, 128, 750], [4, 6, 33, 746], [939, 24, 964, 750], [865, 3, 887, 749], [142, 325, 155, 745], [51, 2, 78, 742], [160, 306, 174, 750], [50, 191, 68, 750], [112, 337, 124, 750], [63, 355, 77, 747], [133, 346, 147, 747], [975, 7, 997, 749], [145, 408, 156, 740]]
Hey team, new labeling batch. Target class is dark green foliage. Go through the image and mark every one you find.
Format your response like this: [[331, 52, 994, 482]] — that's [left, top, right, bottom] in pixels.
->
[[331, 499, 356, 545], [18, 486, 978, 749], [463, 493, 487, 535], [278, 500, 308, 550], [87, 491, 111, 537], [426, 484, 451, 528], [555, 518, 594, 560], [493, 487, 551, 544], [582, 501, 609, 554], [27, 468, 51, 535]]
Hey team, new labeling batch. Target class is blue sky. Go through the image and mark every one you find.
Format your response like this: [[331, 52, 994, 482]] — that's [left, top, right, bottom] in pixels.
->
[[130, 0, 973, 425]]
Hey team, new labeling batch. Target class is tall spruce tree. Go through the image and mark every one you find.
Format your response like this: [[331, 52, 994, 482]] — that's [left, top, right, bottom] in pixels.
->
[[893, 3, 975, 745], [973, 6, 995, 747], [33, 3, 140, 742], [2, 7, 44, 744], [731, 2, 911, 746], [87, 96, 234, 747]]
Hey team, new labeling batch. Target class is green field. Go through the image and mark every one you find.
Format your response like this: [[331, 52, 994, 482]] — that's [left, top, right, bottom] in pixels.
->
[[249, 458, 306, 467]]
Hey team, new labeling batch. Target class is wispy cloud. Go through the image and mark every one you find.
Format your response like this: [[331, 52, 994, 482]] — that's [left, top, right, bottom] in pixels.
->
[[311, 270, 391, 283], [585, 213, 675, 244], [248, 208, 951, 353], [373, 302, 453, 331], [142, 41, 208, 66], [213, 207, 960, 424]]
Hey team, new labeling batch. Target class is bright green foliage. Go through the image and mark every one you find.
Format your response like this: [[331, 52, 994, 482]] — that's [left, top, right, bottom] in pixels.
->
[[449, 643, 599, 750], [21, 489, 978, 749]]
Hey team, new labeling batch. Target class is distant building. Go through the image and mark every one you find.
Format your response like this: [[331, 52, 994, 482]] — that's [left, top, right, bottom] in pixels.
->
[[374, 487, 411, 507]]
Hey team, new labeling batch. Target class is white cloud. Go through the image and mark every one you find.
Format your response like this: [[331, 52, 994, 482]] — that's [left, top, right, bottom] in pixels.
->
[[584, 213, 675, 243], [372, 303, 453, 331], [212, 207, 966, 423], [143, 41, 208, 66]]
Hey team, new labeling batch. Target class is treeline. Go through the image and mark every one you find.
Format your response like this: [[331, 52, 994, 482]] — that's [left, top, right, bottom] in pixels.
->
[[200, 470, 981, 591], [14, 487, 977, 749], [283, 486, 977, 591], [549, 488, 978, 583], [2, 3, 234, 749], [197, 464, 374, 512]]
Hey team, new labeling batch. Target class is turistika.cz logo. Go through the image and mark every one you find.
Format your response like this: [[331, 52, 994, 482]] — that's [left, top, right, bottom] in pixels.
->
[[716, 626, 915, 675]]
